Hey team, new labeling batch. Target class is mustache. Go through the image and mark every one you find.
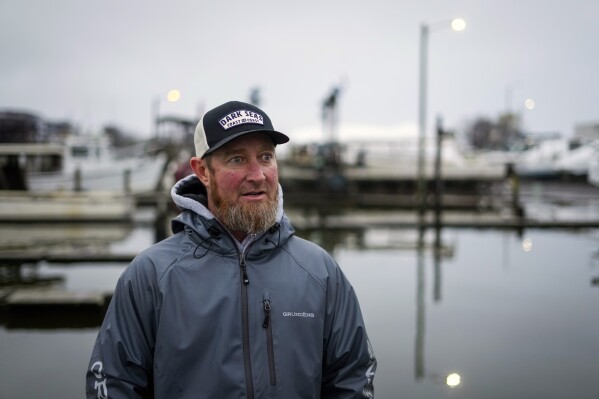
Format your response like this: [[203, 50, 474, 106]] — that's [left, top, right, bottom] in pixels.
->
[[209, 182, 279, 235]]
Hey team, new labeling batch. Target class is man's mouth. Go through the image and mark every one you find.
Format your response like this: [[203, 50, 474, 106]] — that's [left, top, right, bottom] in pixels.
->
[[241, 191, 266, 198]]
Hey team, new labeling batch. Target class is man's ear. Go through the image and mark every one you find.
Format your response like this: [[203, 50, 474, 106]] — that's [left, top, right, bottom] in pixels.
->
[[190, 157, 210, 187]]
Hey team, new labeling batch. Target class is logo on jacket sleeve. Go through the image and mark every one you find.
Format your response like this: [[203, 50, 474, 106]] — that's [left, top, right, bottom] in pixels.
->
[[90, 361, 108, 399]]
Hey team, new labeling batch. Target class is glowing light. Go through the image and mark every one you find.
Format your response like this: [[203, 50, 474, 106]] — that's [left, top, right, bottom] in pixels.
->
[[524, 98, 535, 110], [167, 89, 181, 102], [451, 18, 466, 31], [522, 238, 533, 252], [446, 373, 461, 387]]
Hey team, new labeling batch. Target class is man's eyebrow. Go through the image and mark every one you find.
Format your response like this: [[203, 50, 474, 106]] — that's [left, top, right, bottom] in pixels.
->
[[221, 146, 247, 157]]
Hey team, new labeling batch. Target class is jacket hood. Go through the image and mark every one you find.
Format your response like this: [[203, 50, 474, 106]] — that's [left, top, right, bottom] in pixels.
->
[[169, 174, 288, 241]]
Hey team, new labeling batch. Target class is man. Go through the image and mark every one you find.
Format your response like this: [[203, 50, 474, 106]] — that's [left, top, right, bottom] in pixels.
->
[[86, 100, 376, 398]]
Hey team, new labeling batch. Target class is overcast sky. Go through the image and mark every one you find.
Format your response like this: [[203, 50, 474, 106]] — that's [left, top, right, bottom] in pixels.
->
[[1, 0, 598, 142]]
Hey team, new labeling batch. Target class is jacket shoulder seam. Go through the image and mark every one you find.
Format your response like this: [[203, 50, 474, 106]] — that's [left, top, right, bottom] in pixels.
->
[[280, 241, 328, 292]]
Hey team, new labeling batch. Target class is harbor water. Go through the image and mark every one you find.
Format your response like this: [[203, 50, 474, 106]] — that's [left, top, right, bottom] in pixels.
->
[[1, 204, 599, 398]]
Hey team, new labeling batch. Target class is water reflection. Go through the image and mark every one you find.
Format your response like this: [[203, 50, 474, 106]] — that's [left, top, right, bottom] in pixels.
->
[[522, 237, 533, 252], [446, 372, 461, 387], [308, 218, 599, 397], [0, 264, 63, 287], [415, 226, 426, 380], [0, 222, 134, 330], [1, 208, 599, 398], [415, 223, 455, 385], [300, 221, 459, 386]]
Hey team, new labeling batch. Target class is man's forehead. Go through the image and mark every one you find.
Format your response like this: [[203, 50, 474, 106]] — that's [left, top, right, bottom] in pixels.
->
[[216, 133, 275, 154]]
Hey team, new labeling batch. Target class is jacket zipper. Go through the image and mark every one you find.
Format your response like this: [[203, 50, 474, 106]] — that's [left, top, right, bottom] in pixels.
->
[[262, 293, 277, 386], [240, 252, 250, 285], [239, 252, 254, 399]]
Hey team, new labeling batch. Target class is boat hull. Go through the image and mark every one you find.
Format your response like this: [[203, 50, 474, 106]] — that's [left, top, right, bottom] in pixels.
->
[[27, 153, 167, 193]]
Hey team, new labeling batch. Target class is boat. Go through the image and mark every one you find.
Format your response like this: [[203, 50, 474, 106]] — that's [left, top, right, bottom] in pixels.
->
[[588, 153, 599, 187], [281, 136, 506, 180], [513, 138, 569, 179], [25, 134, 168, 193], [278, 135, 508, 210], [555, 139, 599, 177]]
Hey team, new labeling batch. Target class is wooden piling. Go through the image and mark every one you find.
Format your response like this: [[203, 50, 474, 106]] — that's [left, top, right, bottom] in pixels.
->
[[74, 168, 82, 191]]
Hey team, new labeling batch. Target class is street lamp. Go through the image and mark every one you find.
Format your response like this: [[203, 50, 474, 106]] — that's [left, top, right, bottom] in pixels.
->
[[524, 98, 535, 110], [416, 18, 465, 215], [153, 89, 181, 138]]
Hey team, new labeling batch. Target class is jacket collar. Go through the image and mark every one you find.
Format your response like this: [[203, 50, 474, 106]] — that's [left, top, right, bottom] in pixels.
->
[[169, 174, 291, 252]]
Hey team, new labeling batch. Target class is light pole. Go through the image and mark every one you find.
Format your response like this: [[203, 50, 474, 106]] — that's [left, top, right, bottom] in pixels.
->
[[153, 89, 181, 138], [504, 81, 521, 116], [416, 18, 465, 215], [322, 85, 342, 144]]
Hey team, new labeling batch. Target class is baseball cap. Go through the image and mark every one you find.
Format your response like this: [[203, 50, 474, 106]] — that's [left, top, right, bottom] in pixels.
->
[[194, 101, 289, 158]]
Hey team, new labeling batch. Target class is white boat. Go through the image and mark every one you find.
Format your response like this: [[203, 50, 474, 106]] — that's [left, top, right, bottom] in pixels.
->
[[514, 138, 569, 179], [555, 139, 599, 177], [588, 153, 599, 186], [26, 134, 167, 193], [283, 136, 506, 180]]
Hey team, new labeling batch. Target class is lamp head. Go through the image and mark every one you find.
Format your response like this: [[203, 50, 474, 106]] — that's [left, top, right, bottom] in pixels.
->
[[451, 18, 466, 31]]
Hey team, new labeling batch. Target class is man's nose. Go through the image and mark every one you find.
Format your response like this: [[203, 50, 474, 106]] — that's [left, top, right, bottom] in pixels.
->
[[245, 160, 266, 182]]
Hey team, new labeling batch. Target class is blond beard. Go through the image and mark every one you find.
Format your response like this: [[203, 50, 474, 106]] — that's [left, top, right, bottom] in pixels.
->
[[209, 180, 279, 236]]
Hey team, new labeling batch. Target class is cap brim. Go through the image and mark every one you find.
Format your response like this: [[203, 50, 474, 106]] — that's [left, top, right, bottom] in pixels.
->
[[202, 129, 289, 158]]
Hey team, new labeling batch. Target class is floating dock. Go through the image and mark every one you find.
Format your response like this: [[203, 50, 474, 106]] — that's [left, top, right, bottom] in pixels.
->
[[0, 286, 113, 329], [0, 190, 135, 223]]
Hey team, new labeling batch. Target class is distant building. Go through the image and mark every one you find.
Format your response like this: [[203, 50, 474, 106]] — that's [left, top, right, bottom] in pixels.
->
[[0, 110, 76, 144], [574, 122, 599, 142], [46, 120, 75, 141], [0, 111, 46, 143]]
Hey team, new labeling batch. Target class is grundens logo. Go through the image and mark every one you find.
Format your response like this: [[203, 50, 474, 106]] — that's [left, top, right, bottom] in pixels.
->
[[282, 311, 315, 318]]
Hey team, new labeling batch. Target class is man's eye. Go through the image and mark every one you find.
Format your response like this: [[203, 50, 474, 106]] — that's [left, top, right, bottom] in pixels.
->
[[262, 153, 274, 161], [229, 156, 242, 164]]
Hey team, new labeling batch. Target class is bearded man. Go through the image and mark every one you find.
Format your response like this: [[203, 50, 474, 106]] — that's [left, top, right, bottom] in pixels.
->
[[87, 101, 376, 399]]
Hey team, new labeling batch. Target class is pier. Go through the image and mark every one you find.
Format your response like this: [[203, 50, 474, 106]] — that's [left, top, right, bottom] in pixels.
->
[[0, 286, 113, 329], [1, 142, 599, 328], [2, 187, 599, 329]]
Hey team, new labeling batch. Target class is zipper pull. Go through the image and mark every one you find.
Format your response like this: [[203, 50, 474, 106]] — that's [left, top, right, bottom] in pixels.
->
[[263, 299, 271, 328], [239, 253, 249, 285]]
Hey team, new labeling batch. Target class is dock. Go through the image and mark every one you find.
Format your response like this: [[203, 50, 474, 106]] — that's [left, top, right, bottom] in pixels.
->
[[1, 214, 598, 329], [0, 250, 137, 265], [1, 162, 598, 329], [0, 286, 113, 329], [0, 190, 135, 223], [286, 209, 599, 230], [3, 288, 110, 307]]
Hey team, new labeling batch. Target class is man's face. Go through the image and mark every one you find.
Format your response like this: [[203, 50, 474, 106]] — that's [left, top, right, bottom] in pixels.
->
[[192, 133, 279, 237]]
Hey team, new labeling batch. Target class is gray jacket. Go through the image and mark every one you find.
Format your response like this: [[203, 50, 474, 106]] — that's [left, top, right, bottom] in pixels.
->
[[86, 175, 376, 398]]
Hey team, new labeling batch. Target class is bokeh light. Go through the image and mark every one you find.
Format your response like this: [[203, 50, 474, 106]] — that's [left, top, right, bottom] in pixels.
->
[[525, 98, 535, 110], [167, 89, 181, 102], [451, 18, 466, 31], [522, 238, 533, 252], [446, 373, 461, 387]]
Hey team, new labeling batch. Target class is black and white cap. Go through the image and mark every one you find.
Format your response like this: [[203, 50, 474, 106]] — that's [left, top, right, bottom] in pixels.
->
[[194, 101, 289, 158]]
